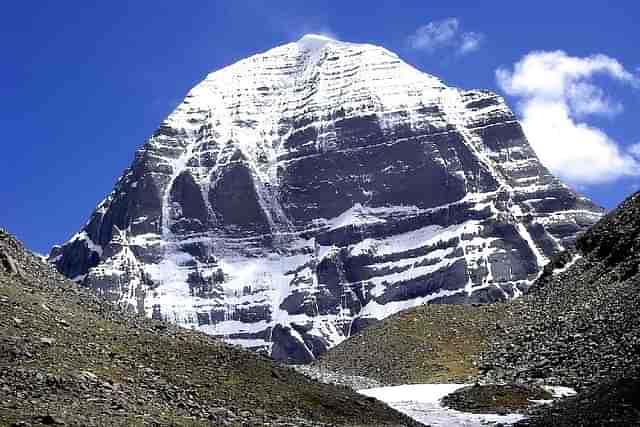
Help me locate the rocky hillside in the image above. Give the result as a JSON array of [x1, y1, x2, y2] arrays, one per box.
[[314, 299, 509, 385], [317, 191, 640, 424], [0, 228, 421, 427], [481, 191, 640, 389], [515, 373, 640, 426], [49, 34, 602, 363]]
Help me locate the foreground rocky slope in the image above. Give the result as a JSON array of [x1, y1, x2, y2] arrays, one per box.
[[481, 191, 640, 389], [318, 191, 640, 424], [0, 228, 420, 427], [49, 34, 602, 362]]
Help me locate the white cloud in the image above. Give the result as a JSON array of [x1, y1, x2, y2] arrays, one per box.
[[458, 32, 484, 55], [407, 18, 483, 55], [496, 50, 640, 185], [300, 29, 340, 41], [629, 142, 640, 158]]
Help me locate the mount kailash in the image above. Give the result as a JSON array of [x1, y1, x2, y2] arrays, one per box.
[[49, 34, 603, 363]]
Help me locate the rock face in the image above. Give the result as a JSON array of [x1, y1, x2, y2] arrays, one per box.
[[49, 34, 603, 362]]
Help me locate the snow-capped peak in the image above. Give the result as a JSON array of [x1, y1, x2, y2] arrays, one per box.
[[50, 34, 604, 364], [296, 33, 339, 51]]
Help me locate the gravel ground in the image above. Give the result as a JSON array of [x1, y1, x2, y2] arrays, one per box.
[[441, 384, 552, 414], [0, 228, 422, 427], [480, 193, 640, 390], [314, 302, 511, 385], [290, 364, 384, 390]]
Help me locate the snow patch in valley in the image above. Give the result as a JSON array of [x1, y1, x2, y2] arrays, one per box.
[[530, 385, 578, 405], [358, 384, 578, 426], [358, 384, 525, 426]]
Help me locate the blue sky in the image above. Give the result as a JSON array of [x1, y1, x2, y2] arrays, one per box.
[[1, 2, 638, 254]]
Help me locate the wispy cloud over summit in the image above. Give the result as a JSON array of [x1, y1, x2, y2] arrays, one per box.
[[407, 18, 484, 55]]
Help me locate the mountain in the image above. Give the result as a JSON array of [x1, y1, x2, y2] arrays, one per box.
[[317, 191, 640, 425], [49, 34, 603, 363], [0, 227, 421, 426]]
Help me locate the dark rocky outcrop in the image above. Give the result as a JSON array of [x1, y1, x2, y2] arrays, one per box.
[[208, 158, 271, 232]]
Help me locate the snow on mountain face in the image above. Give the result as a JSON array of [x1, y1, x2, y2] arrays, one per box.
[[49, 35, 603, 363]]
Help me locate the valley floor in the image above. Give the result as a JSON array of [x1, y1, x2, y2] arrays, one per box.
[[359, 384, 526, 427], [292, 365, 579, 427]]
